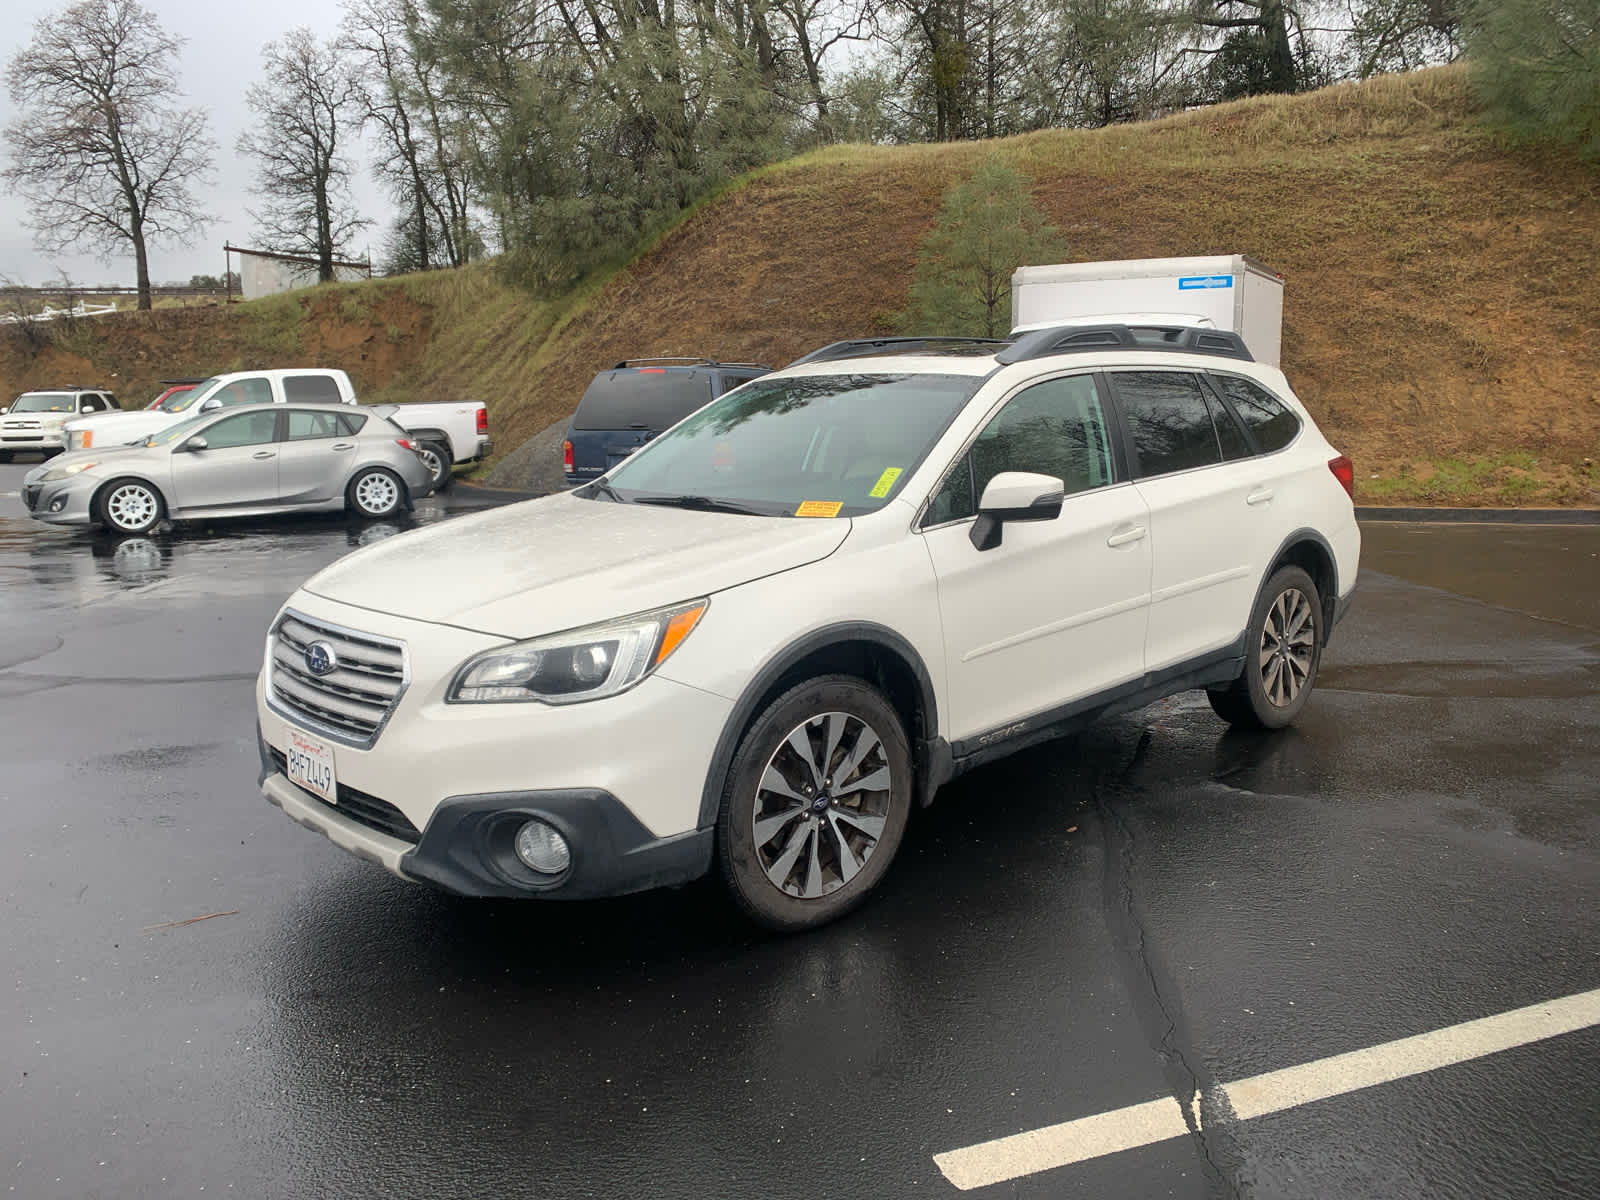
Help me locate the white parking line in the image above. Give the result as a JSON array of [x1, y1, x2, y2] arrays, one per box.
[[934, 985, 1600, 1191]]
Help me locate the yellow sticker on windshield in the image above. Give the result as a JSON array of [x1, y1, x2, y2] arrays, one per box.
[[795, 500, 844, 518], [868, 467, 903, 498]]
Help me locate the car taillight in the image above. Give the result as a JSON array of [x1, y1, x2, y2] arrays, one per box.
[[397, 438, 415, 451], [476, 408, 488, 435], [562, 438, 574, 474], [1328, 455, 1355, 500]]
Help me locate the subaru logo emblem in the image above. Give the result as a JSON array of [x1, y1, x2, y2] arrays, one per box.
[[304, 640, 338, 676]]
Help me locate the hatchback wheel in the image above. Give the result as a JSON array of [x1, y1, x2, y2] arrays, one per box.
[[1208, 565, 1323, 729], [348, 467, 406, 518], [717, 675, 912, 931], [96, 478, 165, 535], [416, 440, 453, 491]]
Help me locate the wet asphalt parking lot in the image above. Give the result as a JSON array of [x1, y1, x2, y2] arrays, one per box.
[[1, 456, 1597, 1200]]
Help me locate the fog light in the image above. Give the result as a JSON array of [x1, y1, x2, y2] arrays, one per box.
[[514, 819, 571, 875], [49, 496, 67, 512]]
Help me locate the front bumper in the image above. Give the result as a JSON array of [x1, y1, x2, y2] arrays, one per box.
[[2, 430, 66, 453], [20, 472, 98, 525], [258, 727, 714, 899], [255, 593, 734, 898]]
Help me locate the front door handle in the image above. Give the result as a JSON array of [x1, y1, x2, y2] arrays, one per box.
[[252, 450, 276, 460], [1106, 525, 1148, 548], [1246, 487, 1274, 506]]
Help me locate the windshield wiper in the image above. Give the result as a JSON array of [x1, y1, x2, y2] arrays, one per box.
[[632, 494, 768, 516]]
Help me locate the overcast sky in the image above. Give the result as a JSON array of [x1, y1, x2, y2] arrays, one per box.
[[0, 0, 390, 287]]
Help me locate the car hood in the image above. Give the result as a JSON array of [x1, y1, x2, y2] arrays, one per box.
[[302, 492, 852, 638], [22, 445, 148, 482], [66, 410, 178, 433]]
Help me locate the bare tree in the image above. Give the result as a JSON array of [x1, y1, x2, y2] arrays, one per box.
[[238, 28, 370, 282], [2, 0, 213, 311]]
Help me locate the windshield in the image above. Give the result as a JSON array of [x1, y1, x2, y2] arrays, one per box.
[[11, 392, 75, 413], [601, 372, 985, 517], [145, 412, 214, 446], [164, 377, 220, 412]]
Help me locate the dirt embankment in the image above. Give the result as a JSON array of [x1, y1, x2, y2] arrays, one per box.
[[5, 65, 1596, 506]]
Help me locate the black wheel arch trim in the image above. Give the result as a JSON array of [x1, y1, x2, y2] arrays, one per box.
[[694, 622, 941, 829], [1261, 526, 1342, 644]]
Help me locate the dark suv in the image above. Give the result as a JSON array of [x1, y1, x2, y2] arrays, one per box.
[[563, 358, 770, 486]]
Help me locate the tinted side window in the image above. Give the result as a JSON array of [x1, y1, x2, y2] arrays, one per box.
[[283, 374, 344, 404], [79, 394, 103, 412], [1214, 375, 1302, 453], [201, 410, 278, 448], [715, 371, 765, 396], [923, 374, 1115, 526], [287, 410, 343, 440], [1205, 386, 1253, 461], [213, 377, 273, 407], [1114, 371, 1225, 478], [336, 412, 368, 436]]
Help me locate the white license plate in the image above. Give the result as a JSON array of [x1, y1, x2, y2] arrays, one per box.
[[285, 730, 337, 805]]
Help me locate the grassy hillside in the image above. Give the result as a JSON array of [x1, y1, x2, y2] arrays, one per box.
[[3, 64, 1596, 506]]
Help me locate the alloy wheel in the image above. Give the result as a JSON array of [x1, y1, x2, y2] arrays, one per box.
[[355, 471, 400, 515], [751, 711, 892, 899], [1259, 587, 1316, 707], [105, 483, 159, 531]]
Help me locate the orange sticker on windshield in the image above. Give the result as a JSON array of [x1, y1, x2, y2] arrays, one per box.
[[795, 500, 843, 518]]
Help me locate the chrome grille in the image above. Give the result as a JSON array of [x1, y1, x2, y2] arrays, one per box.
[[268, 610, 407, 747]]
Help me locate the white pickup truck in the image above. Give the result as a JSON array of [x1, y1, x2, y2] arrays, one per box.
[[64, 368, 492, 490]]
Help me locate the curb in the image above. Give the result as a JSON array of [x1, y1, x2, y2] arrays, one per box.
[[1357, 507, 1600, 525]]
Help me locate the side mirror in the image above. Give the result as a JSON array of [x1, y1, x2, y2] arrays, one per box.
[[199, 398, 221, 413], [0, 407, 8, 414], [970, 471, 1064, 551], [184, 436, 209, 452]]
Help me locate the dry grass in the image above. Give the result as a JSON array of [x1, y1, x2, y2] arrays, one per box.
[[3, 64, 1596, 505]]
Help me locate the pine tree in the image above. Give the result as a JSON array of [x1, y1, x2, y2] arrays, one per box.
[[905, 159, 1066, 338], [1465, 0, 1600, 158]]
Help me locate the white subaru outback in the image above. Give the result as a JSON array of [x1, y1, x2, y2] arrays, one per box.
[[256, 324, 1359, 930]]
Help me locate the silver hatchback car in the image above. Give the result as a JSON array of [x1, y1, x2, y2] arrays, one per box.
[[22, 403, 434, 534]]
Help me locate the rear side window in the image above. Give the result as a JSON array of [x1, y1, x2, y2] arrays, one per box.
[[283, 374, 344, 404], [572, 371, 714, 431], [286, 410, 344, 440], [715, 371, 765, 396], [337, 412, 368, 435], [1213, 375, 1301, 453], [1113, 371, 1229, 478]]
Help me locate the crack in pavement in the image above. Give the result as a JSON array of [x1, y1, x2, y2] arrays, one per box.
[[1094, 727, 1241, 1199]]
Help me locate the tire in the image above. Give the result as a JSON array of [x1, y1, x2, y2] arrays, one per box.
[[1207, 565, 1323, 730], [95, 477, 165, 535], [347, 467, 406, 518], [416, 439, 453, 491], [716, 675, 913, 932]]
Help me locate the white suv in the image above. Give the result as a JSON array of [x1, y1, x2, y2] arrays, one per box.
[[255, 325, 1359, 930]]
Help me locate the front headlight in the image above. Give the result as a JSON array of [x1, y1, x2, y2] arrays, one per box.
[[41, 460, 99, 482], [448, 599, 708, 704], [68, 429, 91, 449]]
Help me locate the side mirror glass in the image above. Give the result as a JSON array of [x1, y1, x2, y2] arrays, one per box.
[[970, 471, 1065, 551], [184, 436, 209, 452]]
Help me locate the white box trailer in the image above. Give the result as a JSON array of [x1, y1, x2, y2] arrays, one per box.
[[1010, 255, 1285, 367]]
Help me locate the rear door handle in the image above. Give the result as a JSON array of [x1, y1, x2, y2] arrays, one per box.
[[1246, 487, 1274, 506], [331, 442, 354, 451], [252, 450, 277, 460], [1106, 525, 1148, 548]]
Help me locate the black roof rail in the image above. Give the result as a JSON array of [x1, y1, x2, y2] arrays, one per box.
[[609, 357, 773, 371], [788, 336, 1012, 367], [996, 324, 1253, 364]]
